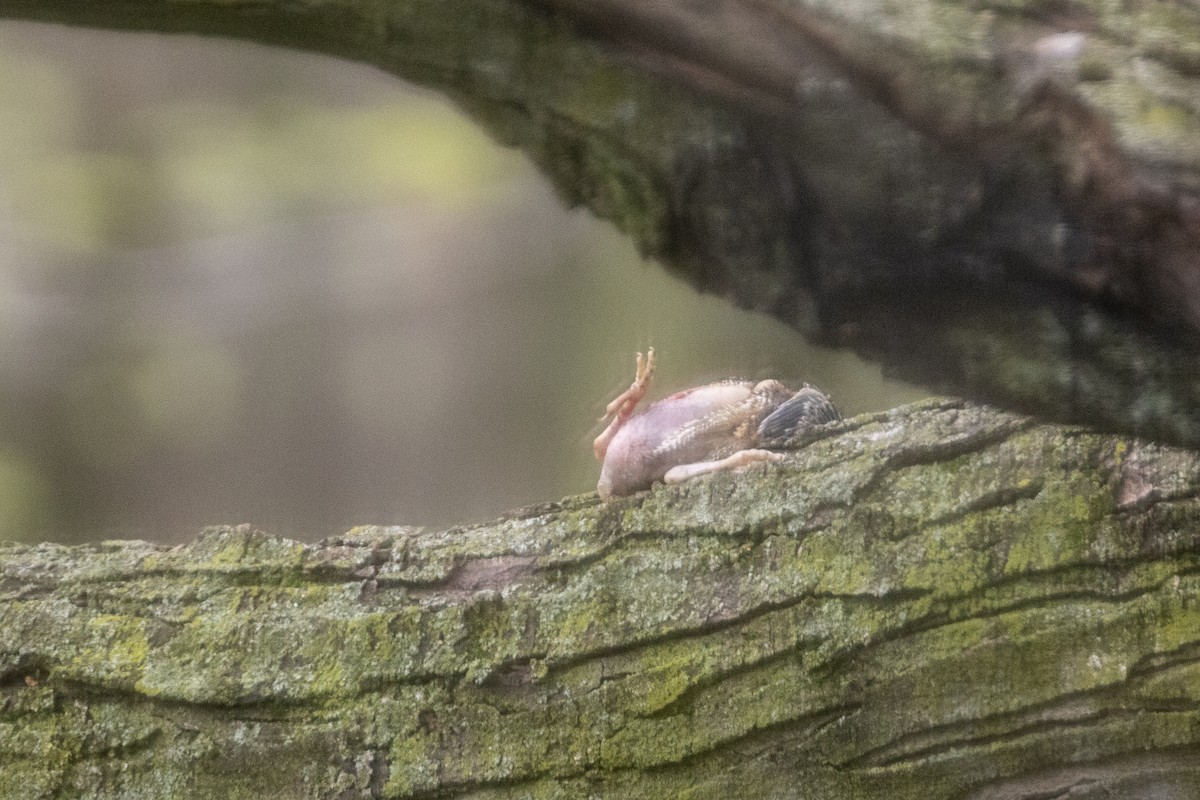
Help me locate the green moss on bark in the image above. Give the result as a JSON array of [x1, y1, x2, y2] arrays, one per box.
[[3, 401, 1200, 798]]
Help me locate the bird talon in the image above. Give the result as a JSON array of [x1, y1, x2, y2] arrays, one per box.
[[594, 348, 657, 460]]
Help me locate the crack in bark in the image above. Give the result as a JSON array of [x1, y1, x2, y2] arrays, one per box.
[[925, 479, 1046, 528], [813, 559, 1200, 679], [963, 744, 1200, 800], [851, 667, 1200, 772]]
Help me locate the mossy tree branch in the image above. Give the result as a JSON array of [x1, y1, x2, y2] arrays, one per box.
[[2, 0, 1200, 447], [3, 400, 1200, 798]]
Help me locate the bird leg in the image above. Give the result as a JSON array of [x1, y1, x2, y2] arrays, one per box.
[[593, 348, 656, 461], [663, 448, 784, 485]]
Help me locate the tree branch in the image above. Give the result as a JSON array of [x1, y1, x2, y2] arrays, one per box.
[[3, 400, 1200, 797]]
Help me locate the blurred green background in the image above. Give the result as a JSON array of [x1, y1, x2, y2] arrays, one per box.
[[0, 22, 924, 545]]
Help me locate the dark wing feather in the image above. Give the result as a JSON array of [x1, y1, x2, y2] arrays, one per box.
[[756, 386, 840, 440]]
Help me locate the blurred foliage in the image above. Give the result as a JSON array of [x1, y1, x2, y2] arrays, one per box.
[[0, 23, 923, 545], [5, 88, 521, 253], [0, 448, 50, 539]]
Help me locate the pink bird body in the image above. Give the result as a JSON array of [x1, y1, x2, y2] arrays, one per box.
[[593, 350, 839, 498]]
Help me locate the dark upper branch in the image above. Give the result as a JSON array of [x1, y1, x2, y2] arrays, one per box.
[[543, 0, 1200, 328], [2, 0, 1200, 448]]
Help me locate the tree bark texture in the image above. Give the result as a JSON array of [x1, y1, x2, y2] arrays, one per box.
[[3, 0, 1200, 449], [3, 400, 1200, 798]]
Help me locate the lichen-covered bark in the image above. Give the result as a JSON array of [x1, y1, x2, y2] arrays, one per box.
[[3, 399, 1200, 799]]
